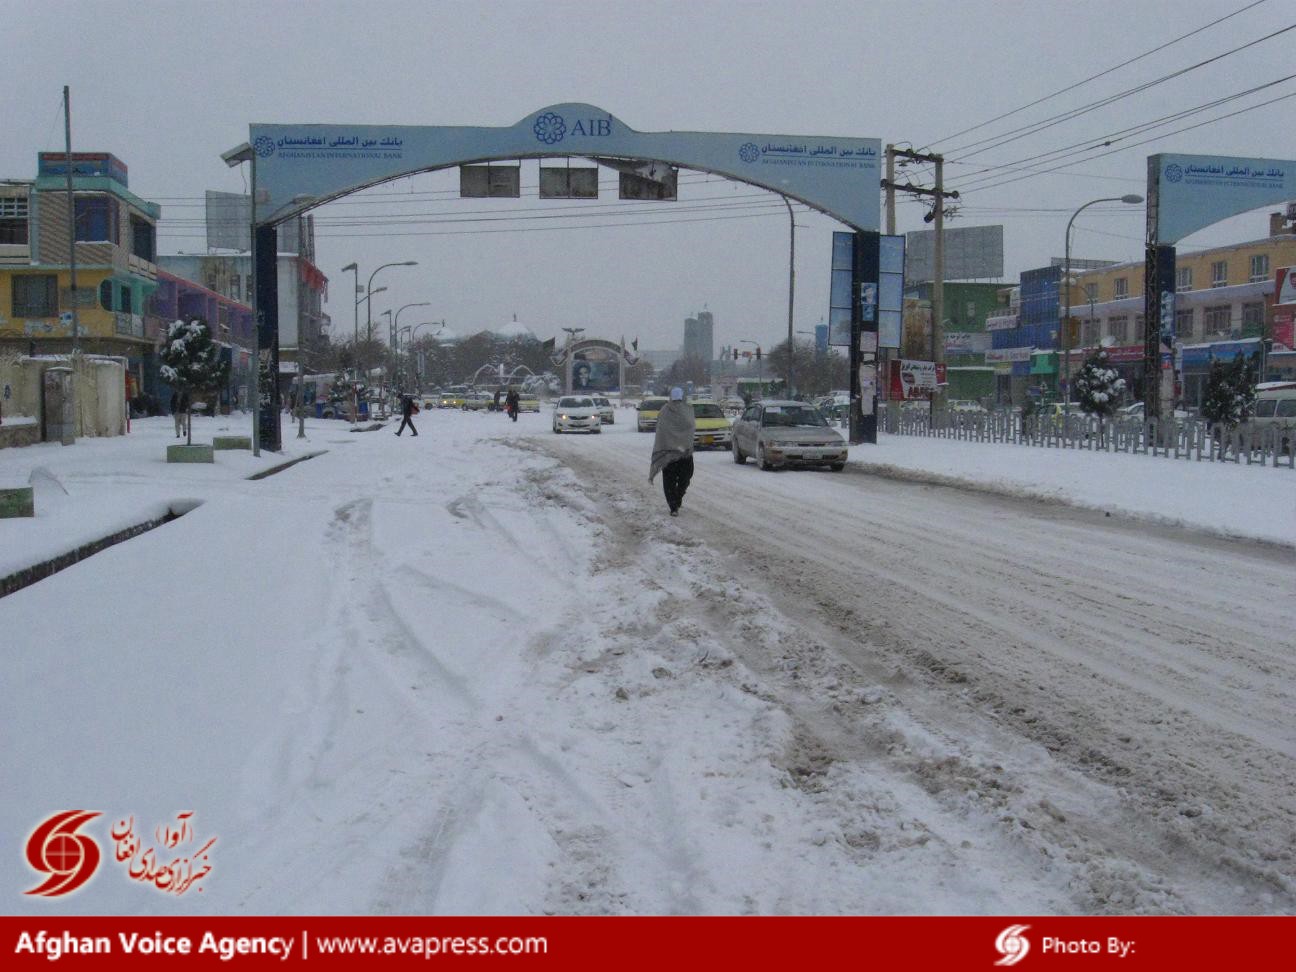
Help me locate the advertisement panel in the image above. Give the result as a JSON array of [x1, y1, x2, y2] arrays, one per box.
[[888, 359, 946, 400], [904, 224, 1004, 282], [1151, 154, 1296, 244], [570, 345, 621, 394], [1277, 267, 1296, 307]]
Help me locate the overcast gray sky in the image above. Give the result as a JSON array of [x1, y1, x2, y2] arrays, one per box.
[[5, 0, 1293, 352]]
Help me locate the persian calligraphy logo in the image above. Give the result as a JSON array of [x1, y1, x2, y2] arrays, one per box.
[[1164, 163, 1183, 183], [24, 811, 101, 897], [739, 142, 760, 163], [253, 135, 277, 158], [533, 112, 566, 145], [994, 924, 1031, 967]]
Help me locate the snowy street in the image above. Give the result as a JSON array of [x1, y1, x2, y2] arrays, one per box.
[[3, 410, 1294, 915]]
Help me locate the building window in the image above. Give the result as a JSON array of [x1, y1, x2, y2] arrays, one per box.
[[1249, 254, 1269, 283], [1108, 315, 1129, 344], [1114, 278, 1129, 299], [1211, 260, 1228, 288], [1176, 266, 1193, 291], [230, 275, 241, 303], [1175, 308, 1194, 340], [0, 194, 29, 245], [1241, 302, 1264, 334], [99, 280, 114, 311], [1084, 283, 1097, 301], [12, 274, 59, 317], [130, 216, 155, 263], [1204, 305, 1231, 337], [74, 195, 116, 243], [1081, 319, 1100, 346], [120, 286, 132, 315]]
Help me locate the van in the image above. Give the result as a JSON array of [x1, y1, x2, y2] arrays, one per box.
[[1249, 382, 1296, 451]]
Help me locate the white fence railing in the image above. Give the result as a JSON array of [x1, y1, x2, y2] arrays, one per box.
[[888, 409, 1295, 470]]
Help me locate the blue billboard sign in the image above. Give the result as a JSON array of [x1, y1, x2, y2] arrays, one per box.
[[248, 104, 881, 232], [1151, 153, 1296, 244]]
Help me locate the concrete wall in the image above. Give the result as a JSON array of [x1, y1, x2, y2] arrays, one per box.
[[0, 353, 126, 438]]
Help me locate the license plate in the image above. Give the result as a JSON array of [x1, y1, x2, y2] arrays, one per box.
[[700, 436, 714, 445]]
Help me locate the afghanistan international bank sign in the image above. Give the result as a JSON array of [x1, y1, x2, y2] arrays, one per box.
[[246, 104, 881, 232], [1150, 153, 1296, 244]]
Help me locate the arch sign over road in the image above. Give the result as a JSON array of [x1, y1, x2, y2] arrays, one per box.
[[249, 103, 881, 232], [236, 105, 882, 450]]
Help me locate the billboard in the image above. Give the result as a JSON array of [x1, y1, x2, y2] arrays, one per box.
[[539, 166, 599, 199], [828, 232, 854, 346], [1150, 154, 1296, 244], [205, 191, 251, 252], [905, 225, 1003, 282], [1277, 267, 1296, 307], [571, 344, 623, 394], [888, 359, 947, 400], [460, 164, 521, 198]]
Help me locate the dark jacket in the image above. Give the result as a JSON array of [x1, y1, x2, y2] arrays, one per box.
[[401, 396, 416, 418], [505, 390, 520, 409]]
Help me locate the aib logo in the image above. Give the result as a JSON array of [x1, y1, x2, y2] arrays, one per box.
[[1164, 163, 1183, 183], [533, 112, 613, 145], [253, 135, 277, 158], [994, 924, 1031, 966], [24, 811, 101, 897]]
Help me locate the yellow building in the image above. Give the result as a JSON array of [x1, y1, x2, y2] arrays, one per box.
[[0, 153, 160, 360]]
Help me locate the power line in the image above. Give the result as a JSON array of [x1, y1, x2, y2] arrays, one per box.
[[945, 21, 1296, 163], [927, 0, 1270, 148], [958, 86, 1296, 196]]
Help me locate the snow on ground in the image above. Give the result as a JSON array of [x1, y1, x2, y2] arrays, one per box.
[[2, 409, 1292, 915]]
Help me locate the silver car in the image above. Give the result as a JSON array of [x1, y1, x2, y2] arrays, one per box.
[[592, 396, 615, 424], [731, 400, 847, 471]]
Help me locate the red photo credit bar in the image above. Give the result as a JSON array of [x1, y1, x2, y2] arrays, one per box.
[[3, 917, 1292, 969]]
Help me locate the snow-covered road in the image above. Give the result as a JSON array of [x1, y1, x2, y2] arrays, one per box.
[[3, 411, 1292, 915]]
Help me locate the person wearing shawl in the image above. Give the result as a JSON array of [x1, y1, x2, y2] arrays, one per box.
[[649, 387, 696, 517]]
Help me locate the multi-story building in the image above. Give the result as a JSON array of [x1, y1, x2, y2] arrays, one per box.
[[0, 153, 161, 381], [1066, 213, 1296, 405], [683, 309, 714, 363], [159, 211, 330, 373]]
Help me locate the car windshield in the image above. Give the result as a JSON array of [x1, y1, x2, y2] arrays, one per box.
[[639, 399, 667, 411], [560, 397, 593, 408], [761, 405, 828, 428], [693, 403, 725, 419], [594, 397, 610, 405]]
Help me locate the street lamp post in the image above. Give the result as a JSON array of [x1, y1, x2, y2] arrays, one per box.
[[221, 141, 259, 455], [783, 196, 796, 398], [1063, 194, 1143, 420], [341, 262, 359, 343], [365, 261, 418, 341]]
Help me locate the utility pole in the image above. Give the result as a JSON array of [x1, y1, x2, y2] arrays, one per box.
[[784, 196, 796, 398], [880, 148, 958, 427], [63, 87, 80, 355]]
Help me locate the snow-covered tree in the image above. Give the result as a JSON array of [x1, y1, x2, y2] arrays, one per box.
[[1072, 347, 1126, 421], [1199, 355, 1257, 428], [160, 318, 229, 445]]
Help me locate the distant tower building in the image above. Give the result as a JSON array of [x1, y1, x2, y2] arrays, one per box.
[[683, 309, 715, 362]]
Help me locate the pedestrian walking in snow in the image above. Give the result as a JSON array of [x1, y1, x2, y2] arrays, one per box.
[[505, 387, 520, 422], [170, 390, 190, 438], [395, 394, 419, 436], [649, 387, 695, 516]]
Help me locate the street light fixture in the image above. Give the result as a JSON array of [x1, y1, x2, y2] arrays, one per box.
[[365, 261, 418, 341], [1063, 194, 1143, 420]]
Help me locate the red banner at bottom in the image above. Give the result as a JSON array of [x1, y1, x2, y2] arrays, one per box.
[[3, 917, 1292, 969]]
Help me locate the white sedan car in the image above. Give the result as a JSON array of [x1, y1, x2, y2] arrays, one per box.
[[592, 396, 615, 424], [552, 396, 602, 433]]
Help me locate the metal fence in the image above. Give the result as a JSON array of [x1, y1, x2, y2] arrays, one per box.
[[888, 408, 1295, 470]]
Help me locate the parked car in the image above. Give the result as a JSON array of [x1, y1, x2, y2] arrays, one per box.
[[592, 396, 615, 424], [515, 392, 541, 413], [637, 396, 669, 432], [1246, 382, 1296, 451], [731, 400, 847, 471], [949, 400, 988, 413], [461, 392, 493, 411], [439, 387, 468, 408], [691, 399, 732, 450], [552, 396, 602, 433], [1116, 401, 1194, 420]]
